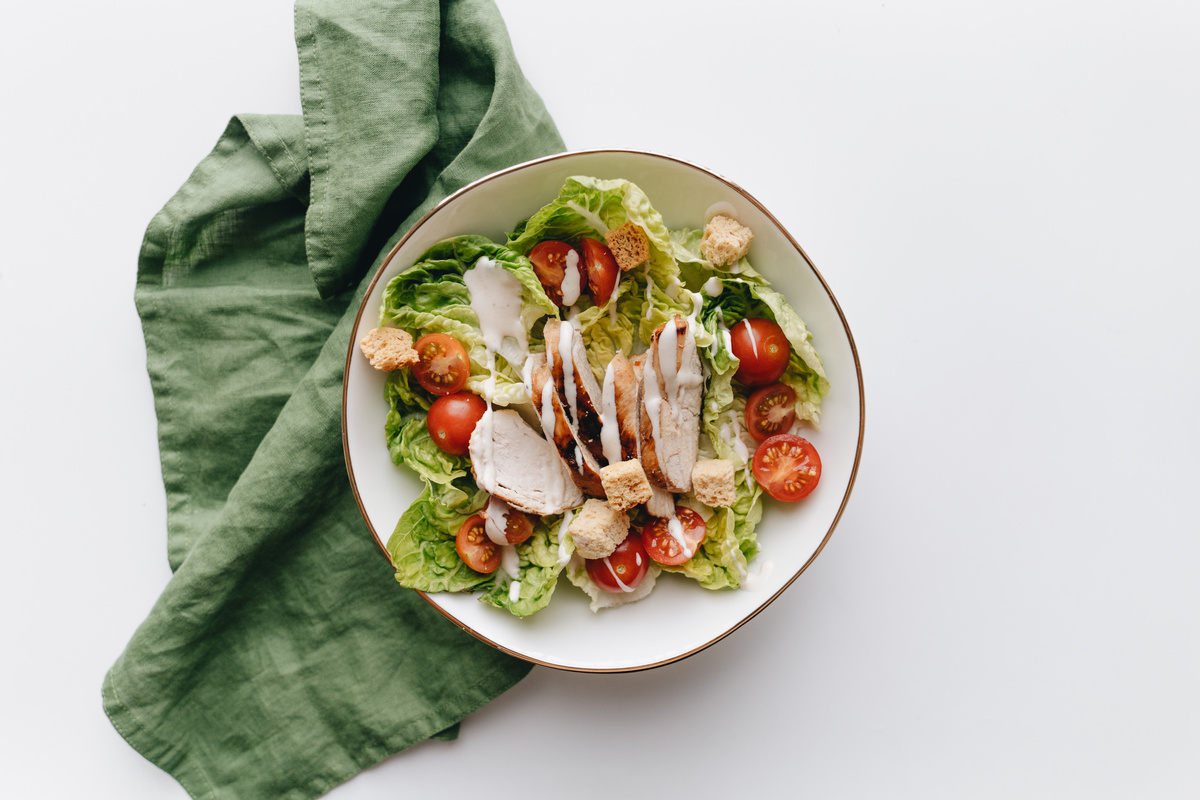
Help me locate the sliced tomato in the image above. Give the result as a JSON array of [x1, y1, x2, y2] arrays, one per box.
[[482, 496, 533, 546], [456, 513, 501, 573], [729, 317, 791, 386], [585, 533, 649, 593], [745, 383, 797, 442], [412, 333, 470, 396], [579, 238, 619, 307], [751, 433, 822, 502], [426, 392, 486, 456], [642, 507, 707, 566], [529, 240, 585, 307]]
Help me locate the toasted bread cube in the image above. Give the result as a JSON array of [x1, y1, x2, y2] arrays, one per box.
[[700, 215, 754, 267], [568, 499, 631, 559], [691, 459, 736, 508], [603, 221, 650, 272], [599, 459, 653, 512], [359, 327, 418, 371]]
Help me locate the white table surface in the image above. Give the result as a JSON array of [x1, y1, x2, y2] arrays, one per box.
[[4, 1, 1199, 797]]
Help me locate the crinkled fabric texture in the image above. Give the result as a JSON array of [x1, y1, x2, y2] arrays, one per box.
[[102, 1, 564, 798]]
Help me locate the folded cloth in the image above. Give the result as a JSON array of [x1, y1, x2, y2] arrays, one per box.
[[102, 1, 564, 798]]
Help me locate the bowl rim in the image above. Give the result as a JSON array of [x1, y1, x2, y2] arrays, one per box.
[[341, 147, 865, 672]]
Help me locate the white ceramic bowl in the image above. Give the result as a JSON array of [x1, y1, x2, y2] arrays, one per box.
[[343, 150, 864, 672]]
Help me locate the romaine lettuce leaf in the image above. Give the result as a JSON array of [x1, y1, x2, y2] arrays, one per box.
[[387, 478, 490, 593], [379, 235, 556, 406], [574, 276, 639, 378], [506, 176, 686, 340], [696, 277, 829, 428], [478, 519, 574, 617], [667, 475, 763, 590]]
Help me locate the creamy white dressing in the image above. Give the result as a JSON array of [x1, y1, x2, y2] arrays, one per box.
[[500, 544, 520, 578], [557, 320, 579, 424], [600, 359, 623, 464], [685, 290, 704, 327], [726, 540, 748, 581], [463, 257, 529, 361], [602, 555, 635, 593], [607, 268, 621, 325], [556, 510, 574, 567], [538, 378, 558, 442], [740, 558, 774, 591], [658, 319, 679, 409], [738, 317, 759, 359], [703, 276, 723, 297], [666, 513, 695, 559], [521, 357, 535, 402], [642, 353, 663, 447], [483, 495, 513, 546], [659, 320, 703, 425], [561, 249, 582, 306], [508, 581, 522, 602]]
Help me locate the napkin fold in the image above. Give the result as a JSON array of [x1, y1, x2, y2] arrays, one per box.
[[103, 1, 564, 797]]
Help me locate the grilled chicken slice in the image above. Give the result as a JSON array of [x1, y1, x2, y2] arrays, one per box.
[[627, 351, 677, 517], [638, 315, 703, 493], [469, 408, 583, 515], [601, 351, 641, 464], [527, 353, 607, 498], [544, 318, 606, 463]]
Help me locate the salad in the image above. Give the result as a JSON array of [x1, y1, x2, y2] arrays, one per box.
[[362, 176, 829, 616]]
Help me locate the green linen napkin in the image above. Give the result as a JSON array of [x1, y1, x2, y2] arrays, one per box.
[[102, 1, 564, 797]]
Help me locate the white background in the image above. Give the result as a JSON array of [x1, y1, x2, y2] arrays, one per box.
[[3, 0, 1198, 797]]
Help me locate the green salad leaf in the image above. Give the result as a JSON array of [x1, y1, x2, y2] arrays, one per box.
[[379, 235, 556, 406], [668, 475, 763, 590], [478, 519, 573, 617], [387, 478, 489, 593]]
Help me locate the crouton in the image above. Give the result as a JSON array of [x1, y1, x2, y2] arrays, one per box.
[[691, 459, 736, 508], [359, 327, 418, 371], [603, 221, 650, 272], [700, 215, 754, 266], [599, 459, 653, 512], [568, 498, 631, 559]]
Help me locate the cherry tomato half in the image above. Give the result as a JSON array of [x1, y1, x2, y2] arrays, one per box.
[[585, 533, 649, 593], [529, 240, 585, 307], [751, 433, 822, 502], [729, 317, 791, 386], [412, 333, 470, 396], [642, 507, 707, 566], [456, 513, 501, 573], [426, 392, 487, 456], [745, 383, 797, 443], [483, 496, 533, 546], [579, 238, 619, 307]]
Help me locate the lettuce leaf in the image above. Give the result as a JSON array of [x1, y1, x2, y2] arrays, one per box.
[[574, 276, 639, 378], [667, 475, 763, 590], [478, 519, 574, 617], [379, 235, 556, 406], [387, 478, 490, 593], [696, 277, 829, 429], [506, 176, 685, 341]]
